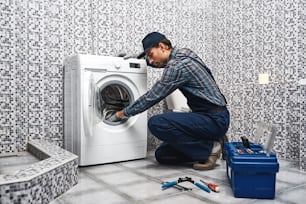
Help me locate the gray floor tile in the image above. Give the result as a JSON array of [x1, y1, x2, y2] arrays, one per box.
[[65, 172, 106, 193], [49, 155, 305, 204], [147, 194, 213, 204], [119, 159, 157, 169], [88, 170, 149, 185], [55, 188, 132, 204], [117, 181, 178, 201], [277, 184, 306, 204], [80, 163, 124, 175], [135, 164, 185, 179], [277, 169, 306, 185], [247, 199, 288, 204]]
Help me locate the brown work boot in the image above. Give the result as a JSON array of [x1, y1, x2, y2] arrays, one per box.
[[193, 142, 221, 170]]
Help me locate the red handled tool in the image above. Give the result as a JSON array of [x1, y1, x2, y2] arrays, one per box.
[[200, 180, 219, 192]]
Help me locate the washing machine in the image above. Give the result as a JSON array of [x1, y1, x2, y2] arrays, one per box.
[[64, 54, 147, 166]]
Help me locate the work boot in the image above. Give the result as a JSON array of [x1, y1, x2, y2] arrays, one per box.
[[193, 142, 221, 170]]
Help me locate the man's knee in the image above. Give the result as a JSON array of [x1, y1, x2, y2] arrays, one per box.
[[148, 114, 168, 135], [148, 115, 158, 132]]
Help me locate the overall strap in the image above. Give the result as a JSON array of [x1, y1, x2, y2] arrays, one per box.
[[182, 56, 227, 104]]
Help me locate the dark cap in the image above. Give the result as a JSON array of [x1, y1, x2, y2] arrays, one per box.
[[137, 32, 167, 59]]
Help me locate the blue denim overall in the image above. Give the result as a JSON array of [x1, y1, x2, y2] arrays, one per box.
[[148, 99, 230, 164]]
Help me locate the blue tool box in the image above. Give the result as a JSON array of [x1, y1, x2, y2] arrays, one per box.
[[225, 142, 279, 199]]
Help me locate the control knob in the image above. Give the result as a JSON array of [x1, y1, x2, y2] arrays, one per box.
[[114, 62, 121, 69]]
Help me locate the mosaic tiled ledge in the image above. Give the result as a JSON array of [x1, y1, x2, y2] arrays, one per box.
[[0, 140, 78, 204]]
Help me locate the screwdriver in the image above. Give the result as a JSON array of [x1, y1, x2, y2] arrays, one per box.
[[200, 180, 219, 192], [161, 181, 192, 191]]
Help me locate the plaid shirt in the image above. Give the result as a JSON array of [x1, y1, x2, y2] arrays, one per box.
[[124, 47, 227, 116]]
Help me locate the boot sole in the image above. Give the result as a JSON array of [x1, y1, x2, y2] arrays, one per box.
[[193, 150, 221, 170]]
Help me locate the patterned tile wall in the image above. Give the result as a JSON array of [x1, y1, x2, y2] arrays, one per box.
[[0, 0, 305, 170]]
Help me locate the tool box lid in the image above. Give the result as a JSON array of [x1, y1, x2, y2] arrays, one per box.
[[253, 122, 277, 156]]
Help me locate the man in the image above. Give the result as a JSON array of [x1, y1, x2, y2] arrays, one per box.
[[115, 32, 230, 170]]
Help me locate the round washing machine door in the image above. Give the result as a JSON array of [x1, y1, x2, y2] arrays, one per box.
[[94, 74, 139, 126], [96, 81, 132, 125]]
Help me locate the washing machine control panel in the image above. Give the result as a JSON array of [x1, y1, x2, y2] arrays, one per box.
[[113, 62, 142, 70], [114, 62, 141, 69], [120, 58, 147, 73], [129, 62, 141, 69]]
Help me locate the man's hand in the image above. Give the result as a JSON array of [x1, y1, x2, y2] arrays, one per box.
[[116, 110, 126, 119], [104, 110, 126, 122], [123, 53, 138, 59]]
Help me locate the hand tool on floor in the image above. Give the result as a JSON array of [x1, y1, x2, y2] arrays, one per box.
[[200, 180, 220, 192], [162, 177, 211, 193], [161, 181, 192, 191]]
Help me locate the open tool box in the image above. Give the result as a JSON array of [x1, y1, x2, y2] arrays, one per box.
[[225, 123, 279, 199]]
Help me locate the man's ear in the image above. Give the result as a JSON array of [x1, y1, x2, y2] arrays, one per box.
[[158, 42, 165, 49], [159, 43, 169, 53]]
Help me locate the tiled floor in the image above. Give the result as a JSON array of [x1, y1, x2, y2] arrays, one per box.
[[48, 151, 306, 204]]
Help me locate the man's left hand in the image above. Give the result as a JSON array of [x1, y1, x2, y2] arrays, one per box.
[[117, 110, 126, 119]]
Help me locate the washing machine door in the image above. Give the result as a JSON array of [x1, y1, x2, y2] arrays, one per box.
[[95, 78, 134, 125], [82, 71, 143, 137], [81, 69, 147, 165]]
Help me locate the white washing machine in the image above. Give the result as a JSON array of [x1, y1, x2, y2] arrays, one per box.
[[64, 54, 147, 166]]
